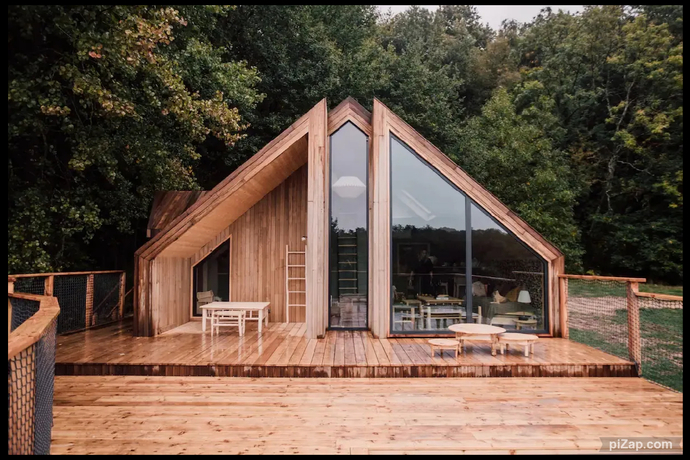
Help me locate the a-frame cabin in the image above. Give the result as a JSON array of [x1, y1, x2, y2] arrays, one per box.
[[134, 98, 565, 338]]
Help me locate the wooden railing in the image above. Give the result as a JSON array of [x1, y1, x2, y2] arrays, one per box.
[[9, 270, 126, 334], [8, 290, 60, 455], [559, 274, 683, 388]]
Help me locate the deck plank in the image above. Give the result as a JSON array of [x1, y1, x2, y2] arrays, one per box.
[[51, 376, 683, 455], [55, 320, 637, 378]]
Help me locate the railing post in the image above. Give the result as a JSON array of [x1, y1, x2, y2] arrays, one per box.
[[8, 276, 15, 335], [44, 275, 54, 297], [85, 274, 94, 327], [559, 276, 569, 339], [627, 281, 642, 375], [119, 272, 126, 320]]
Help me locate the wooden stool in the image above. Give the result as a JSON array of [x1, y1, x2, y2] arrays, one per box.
[[497, 333, 538, 357], [428, 338, 460, 358]]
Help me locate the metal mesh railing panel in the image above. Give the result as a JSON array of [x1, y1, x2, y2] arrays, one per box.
[[12, 277, 46, 296], [8, 317, 58, 455], [10, 297, 41, 332], [8, 345, 37, 455], [33, 318, 57, 455], [93, 273, 122, 324], [53, 275, 88, 334], [566, 278, 630, 361], [638, 296, 683, 392]]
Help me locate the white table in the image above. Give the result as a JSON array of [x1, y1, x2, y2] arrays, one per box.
[[201, 302, 270, 334]]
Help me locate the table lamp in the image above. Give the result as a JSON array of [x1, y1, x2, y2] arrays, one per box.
[[517, 290, 531, 304]]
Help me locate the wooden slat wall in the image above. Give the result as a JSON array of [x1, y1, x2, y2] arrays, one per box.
[[151, 257, 191, 335], [306, 100, 328, 338], [190, 166, 308, 323], [551, 255, 565, 337], [370, 100, 391, 338]]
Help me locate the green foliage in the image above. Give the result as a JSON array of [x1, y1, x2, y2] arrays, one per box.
[[513, 5, 683, 282], [8, 5, 261, 272], [458, 88, 583, 269]]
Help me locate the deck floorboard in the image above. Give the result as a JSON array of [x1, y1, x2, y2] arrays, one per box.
[[51, 376, 682, 454], [55, 320, 637, 378]]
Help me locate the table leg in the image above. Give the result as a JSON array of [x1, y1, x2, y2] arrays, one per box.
[[202, 309, 207, 332], [265, 307, 269, 327], [491, 335, 497, 356], [426, 307, 430, 330], [258, 309, 263, 334], [524, 344, 529, 357]]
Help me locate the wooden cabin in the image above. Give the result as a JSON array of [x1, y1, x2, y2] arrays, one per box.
[[134, 98, 565, 339]]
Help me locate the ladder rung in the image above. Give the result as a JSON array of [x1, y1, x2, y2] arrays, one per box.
[[288, 265, 306, 267], [288, 304, 306, 307], [288, 277, 306, 280], [289, 291, 306, 294], [338, 245, 357, 247], [287, 251, 305, 254]]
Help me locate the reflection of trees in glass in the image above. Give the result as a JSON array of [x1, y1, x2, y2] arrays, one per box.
[[392, 224, 467, 268]]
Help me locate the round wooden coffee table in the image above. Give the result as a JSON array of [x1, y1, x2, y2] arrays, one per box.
[[448, 324, 506, 356], [497, 333, 539, 356], [428, 339, 460, 358]]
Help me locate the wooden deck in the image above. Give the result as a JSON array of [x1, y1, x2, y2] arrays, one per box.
[[55, 320, 636, 378], [51, 376, 682, 454]]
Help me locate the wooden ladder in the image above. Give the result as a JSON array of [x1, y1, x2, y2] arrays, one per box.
[[285, 245, 306, 323]]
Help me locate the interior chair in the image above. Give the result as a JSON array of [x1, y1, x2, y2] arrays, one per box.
[[197, 290, 215, 307], [211, 309, 245, 336], [489, 315, 517, 328], [393, 305, 417, 331]]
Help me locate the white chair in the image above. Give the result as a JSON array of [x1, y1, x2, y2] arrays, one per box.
[[211, 309, 245, 336]]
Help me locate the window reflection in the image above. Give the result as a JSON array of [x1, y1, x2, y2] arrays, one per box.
[[471, 205, 546, 331], [329, 122, 368, 328], [391, 135, 469, 332], [390, 134, 547, 333]]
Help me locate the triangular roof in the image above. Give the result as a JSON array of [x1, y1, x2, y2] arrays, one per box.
[[136, 97, 561, 262]]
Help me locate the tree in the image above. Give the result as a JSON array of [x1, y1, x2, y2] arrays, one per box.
[[8, 5, 262, 272], [513, 5, 683, 281], [459, 88, 583, 269]]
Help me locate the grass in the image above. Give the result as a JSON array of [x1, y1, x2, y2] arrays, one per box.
[[571, 307, 683, 392], [640, 284, 683, 297], [568, 280, 683, 298]]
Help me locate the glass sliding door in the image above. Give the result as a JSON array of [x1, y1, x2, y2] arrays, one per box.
[[193, 240, 230, 316], [329, 122, 368, 329]]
